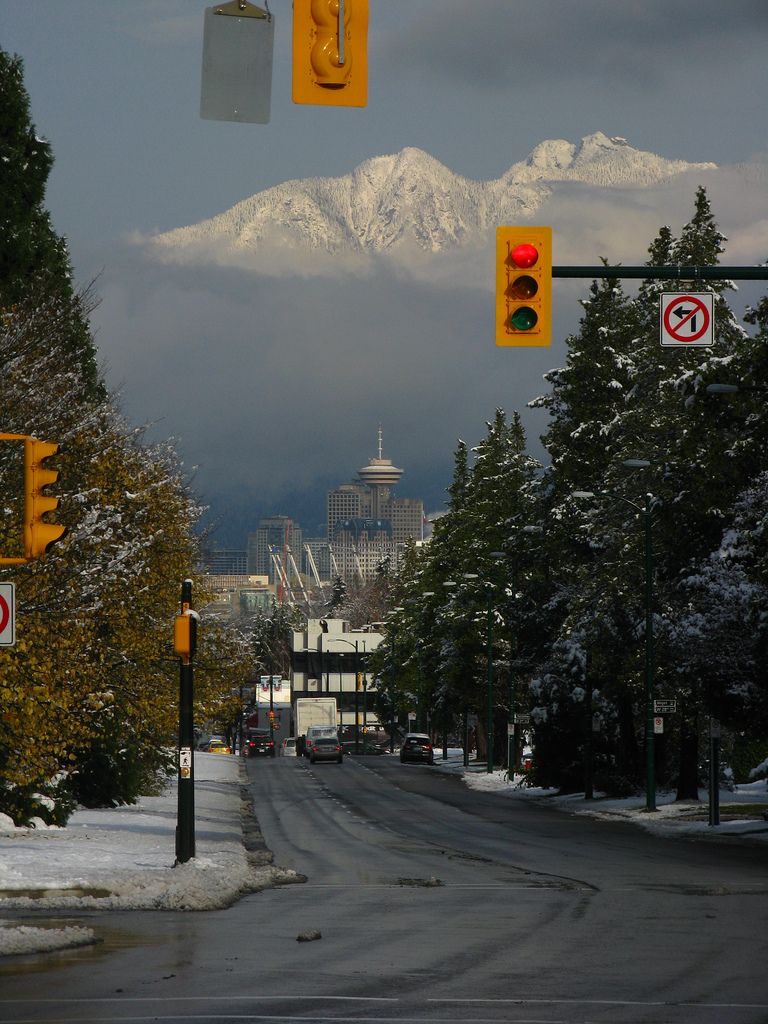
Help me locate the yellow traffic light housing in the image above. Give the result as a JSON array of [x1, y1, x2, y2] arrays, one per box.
[[174, 612, 198, 662], [292, 0, 368, 107], [495, 226, 552, 347], [24, 438, 67, 559]]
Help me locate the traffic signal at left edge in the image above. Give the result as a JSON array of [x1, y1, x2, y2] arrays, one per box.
[[495, 226, 552, 347], [24, 437, 67, 559]]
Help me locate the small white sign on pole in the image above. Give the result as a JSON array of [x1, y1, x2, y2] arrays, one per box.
[[0, 583, 15, 647], [660, 292, 714, 347]]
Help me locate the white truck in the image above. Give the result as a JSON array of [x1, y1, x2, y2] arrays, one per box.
[[295, 697, 338, 756]]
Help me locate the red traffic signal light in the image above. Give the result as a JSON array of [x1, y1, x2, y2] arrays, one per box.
[[495, 227, 552, 347]]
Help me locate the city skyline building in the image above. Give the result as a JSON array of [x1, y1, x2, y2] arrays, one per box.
[[233, 430, 424, 592], [247, 516, 304, 587], [327, 428, 424, 582]]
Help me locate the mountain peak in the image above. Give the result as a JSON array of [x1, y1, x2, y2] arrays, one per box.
[[149, 136, 716, 268]]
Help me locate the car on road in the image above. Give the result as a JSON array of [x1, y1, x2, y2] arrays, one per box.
[[307, 737, 344, 764], [400, 733, 434, 765], [208, 739, 231, 755], [281, 737, 297, 757], [243, 730, 275, 758]]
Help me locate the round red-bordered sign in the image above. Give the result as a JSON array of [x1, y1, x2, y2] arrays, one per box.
[[0, 595, 9, 636], [662, 294, 711, 343]]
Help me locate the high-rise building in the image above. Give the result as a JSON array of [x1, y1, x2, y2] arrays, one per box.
[[199, 547, 248, 575], [327, 430, 423, 582], [247, 516, 303, 584]]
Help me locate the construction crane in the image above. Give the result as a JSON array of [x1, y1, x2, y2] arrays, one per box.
[[269, 545, 295, 605], [286, 546, 310, 605], [303, 543, 327, 593]]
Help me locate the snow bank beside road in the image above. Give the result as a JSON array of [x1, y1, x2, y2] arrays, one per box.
[[0, 753, 298, 957]]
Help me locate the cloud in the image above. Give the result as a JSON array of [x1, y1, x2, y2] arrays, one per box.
[[380, 1, 768, 91], [92, 161, 768, 546]]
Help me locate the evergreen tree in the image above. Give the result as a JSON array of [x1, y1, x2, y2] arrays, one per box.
[[0, 48, 102, 397]]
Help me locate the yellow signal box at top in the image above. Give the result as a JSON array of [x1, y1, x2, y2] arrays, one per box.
[[292, 0, 368, 107], [495, 226, 552, 347]]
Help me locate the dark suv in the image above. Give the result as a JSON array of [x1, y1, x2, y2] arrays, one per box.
[[400, 733, 434, 765], [243, 730, 275, 757]]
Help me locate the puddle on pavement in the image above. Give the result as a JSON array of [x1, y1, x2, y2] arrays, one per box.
[[0, 917, 153, 976]]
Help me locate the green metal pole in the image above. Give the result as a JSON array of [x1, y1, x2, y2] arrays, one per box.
[[362, 643, 367, 755], [355, 641, 360, 754], [553, 265, 768, 281], [389, 634, 396, 754], [175, 579, 195, 864], [507, 675, 514, 780], [269, 674, 274, 755], [486, 587, 494, 773], [644, 495, 656, 812]]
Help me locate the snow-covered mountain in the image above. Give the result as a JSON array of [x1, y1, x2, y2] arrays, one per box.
[[149, 133, 716, 264]]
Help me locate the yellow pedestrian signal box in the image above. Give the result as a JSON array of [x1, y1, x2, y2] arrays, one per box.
[[174, 612, 198, 662], [495, 226, 552, 347], [292, 0, 368, 107], [24, 438, 67, 559]]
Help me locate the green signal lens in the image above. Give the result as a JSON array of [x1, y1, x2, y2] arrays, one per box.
[[507, 275, 538, 301], [509, 306, 538, 331]]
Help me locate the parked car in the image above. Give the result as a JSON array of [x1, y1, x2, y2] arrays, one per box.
[[307, 737, 344, 764], [281, 737, 298, 757], [208, 739, 231, 755], [243, 730, 275, 758], [400, 733, 434, 765]]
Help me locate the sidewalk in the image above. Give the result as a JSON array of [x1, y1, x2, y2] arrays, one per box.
[[431, 750, 768, 841], [0, 753, 300, 957]]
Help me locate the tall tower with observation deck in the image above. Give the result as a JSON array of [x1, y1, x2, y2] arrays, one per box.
[[326, 428, 424, 581], [356, 426, 404, 519]]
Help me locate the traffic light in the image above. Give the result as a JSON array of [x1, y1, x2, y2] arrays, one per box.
[[174, 612, 198, 661], [495, 226, 552, 347], [292, 0, 368, 107], [24, 438, 66, 559], [268, 709, 276, 723]]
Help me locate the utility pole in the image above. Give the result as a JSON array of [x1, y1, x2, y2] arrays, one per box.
[[174, 579, 197, 863]]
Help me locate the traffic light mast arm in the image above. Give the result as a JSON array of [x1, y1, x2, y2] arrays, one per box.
[[552, 265, 768, 280]]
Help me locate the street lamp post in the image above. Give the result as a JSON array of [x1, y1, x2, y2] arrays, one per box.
[[641, 490, 656, 812], [574, 480, 657, 812], [328, 637, 365, 753], [486, 582, 494, 774], [389, 606, 404, 753]]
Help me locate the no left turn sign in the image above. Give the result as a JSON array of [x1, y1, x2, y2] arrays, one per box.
[[0, 583, 15, 647], [660, 292, 714, 347]]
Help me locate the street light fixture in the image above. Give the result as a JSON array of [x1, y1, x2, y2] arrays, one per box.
[[327, 637, 366, 754]]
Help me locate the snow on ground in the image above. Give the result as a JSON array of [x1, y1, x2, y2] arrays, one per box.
[[448, 754, 768, 840], [2, 748, 767, 959], [0, 752, 299, 958]]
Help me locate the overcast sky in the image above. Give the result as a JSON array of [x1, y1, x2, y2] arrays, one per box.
[[4, 1, 768, 543]]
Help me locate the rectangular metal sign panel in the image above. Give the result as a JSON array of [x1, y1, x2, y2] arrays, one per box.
[[0, 583, 15, 646], [654, 699, 677, 714], [660, 292, 714, 347], [201, 5, 274, 124]]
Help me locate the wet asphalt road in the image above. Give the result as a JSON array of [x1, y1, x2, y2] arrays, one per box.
[[1, 753, 768, 1024]]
